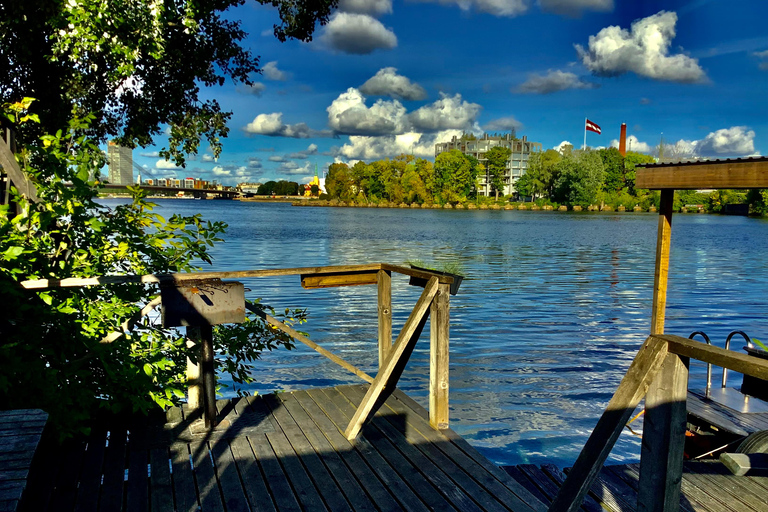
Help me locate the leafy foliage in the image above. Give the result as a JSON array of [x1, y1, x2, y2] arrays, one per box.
[[485, 146, 511, 200]]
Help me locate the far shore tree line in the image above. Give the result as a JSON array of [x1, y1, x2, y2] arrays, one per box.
[[320, 147, 768, 215]]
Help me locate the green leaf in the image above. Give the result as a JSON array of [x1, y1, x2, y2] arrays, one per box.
[[143, 363, 153, 377], [3, 246, 24, 259]]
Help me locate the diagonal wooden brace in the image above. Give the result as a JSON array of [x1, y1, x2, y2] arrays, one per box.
[[345, 277, 439, 440]]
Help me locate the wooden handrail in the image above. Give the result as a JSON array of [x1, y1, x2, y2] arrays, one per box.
[[656, 333, 768, 380], [19, 263, 455, 290], [552, 333, 768, 512]]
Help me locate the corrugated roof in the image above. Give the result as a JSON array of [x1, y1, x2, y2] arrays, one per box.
[[637, 156, 768, 168]]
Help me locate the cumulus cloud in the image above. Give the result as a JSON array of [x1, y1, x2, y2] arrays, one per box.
[[239, 82, 266, 96], [212, 165, 249, 178], [338, 0, 392, 16], [696, 126, 755, 157], [247, 157, 262, 169], [269, 155, 287, 162], [156, 158, 181, 169], [359, 67, 427, 100], [333, 130, 463, 160], [610, 135, 653, 154], [327, 88, 408, 135], [421, 0, 529, 17], [287, 144, 319, 159], [243, 113, 331, 138], [516, 69, 598, 94], [201, 154, 215, 162], [483, 116, 522, 132], [140, 151, 160, 157], [538, 0, 612, 16], [409, 93, 482, 132], [554, 141, 573, 153], [277, 161, 312, 175], [576, 11, 706, 83], [754, 49, 768, 70], [262, 61, 290, 81], [319, 13, 397, 54]]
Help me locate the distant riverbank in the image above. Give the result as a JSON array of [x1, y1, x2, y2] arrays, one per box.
[[292, 199, 670, 213]]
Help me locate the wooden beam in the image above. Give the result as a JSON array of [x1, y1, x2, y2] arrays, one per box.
[[430, 282, 450, 429], [638, 353, 689, 512], [300, 271, 378, 289], [380, 263, 455, 285], [200, 325, 217, 428], [20, 263, 385, 290], [651, 189, 674, 335], [186, 327, 202, 409], [345, 277, 439, 440], [655, 334, 768, 380], [635, 158, 768, 190], [244, 302, 374, 384], [0, 134, 39, 202], [549, 336, 669, 512], [377, 270, 392, 368]]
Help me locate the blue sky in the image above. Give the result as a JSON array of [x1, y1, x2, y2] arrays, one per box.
[[137, 0, 768, 186]]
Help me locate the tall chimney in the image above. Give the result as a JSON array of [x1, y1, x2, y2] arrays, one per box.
[[619, 123, 627, 156]]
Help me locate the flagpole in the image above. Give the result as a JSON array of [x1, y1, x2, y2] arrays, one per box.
[[583, 117, 587, 150]]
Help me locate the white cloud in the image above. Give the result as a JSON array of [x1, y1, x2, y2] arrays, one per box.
[[409, 93, 482, 132], [421, 0, 529, 17], [359, 67, 427, 100], [696, 126, 755, 157], [247, 157, 262, 169], [576, 11, 706, 83], [554, 141, 573, 153], [610, 135, 653, 154], [243, 113, 330, 138], [483, 116, 522, 132], [287, 144, 319, 159], [319, 13, 397, 54], [262, 61, 290, 81], [537, 0, 612, 16], [334, 130, 463, 160], [240, 82, 266, 96], [140, 151, 160, 157], [212, 165, 249, 178], [201, 154, 215, 162], [278, 161, 312, 175], [156, 158, 181, 169], [327, 88, 408, 135], [269, 155, 287, 162], [516, 70, 598, 94], [338, 0, 393, 16], [755, 49, 768, 70]]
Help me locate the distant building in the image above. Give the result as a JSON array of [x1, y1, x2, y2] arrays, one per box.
[[107, 141, 133, 185], [435, 134, 542, 196], [239, 182, 262, 195]]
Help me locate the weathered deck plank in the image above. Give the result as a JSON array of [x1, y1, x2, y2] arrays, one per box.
[[16, 387, 767, 512]]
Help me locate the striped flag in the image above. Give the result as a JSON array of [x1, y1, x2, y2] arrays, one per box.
[[585, 119, 601, 134]]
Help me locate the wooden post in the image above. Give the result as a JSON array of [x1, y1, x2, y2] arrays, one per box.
[[377, 270, 392, 368], [651, 189, 674, 335], [638, 353, 689, 512], [345, 277, 438, 440], [549, 336, 669, 512], [430, 282, 450, 429], [200, 325, 217, 428], [186, 327, 202, 409]]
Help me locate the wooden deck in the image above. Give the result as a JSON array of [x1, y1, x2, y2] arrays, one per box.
[[687, 389, 768, 438], [0, 409, 48, 511], [20, 385, 549, 512], [505, 461, 768, 512]]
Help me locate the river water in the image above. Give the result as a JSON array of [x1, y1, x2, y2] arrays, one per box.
[[103, 199, 768, 467]]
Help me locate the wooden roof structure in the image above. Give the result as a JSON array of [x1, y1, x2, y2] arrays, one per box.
[[635, 156, 768, 190]]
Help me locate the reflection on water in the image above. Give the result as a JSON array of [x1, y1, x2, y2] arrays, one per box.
[[101, 199, 768, 467]]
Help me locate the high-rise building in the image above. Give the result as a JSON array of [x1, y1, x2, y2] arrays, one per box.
[[108, 141, 133, 185], [435, 134, 542, 196]]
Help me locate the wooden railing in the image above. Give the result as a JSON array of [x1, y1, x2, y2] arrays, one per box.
[[550, 333, 768, 512], [20, 263, 454, 438], [0, 127, 39, 215]]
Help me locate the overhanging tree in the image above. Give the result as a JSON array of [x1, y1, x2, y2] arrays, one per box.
[[0, 0, 337, 436]]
